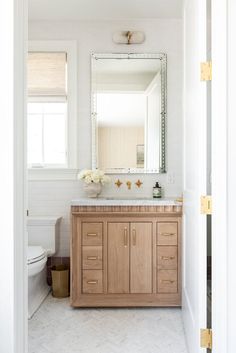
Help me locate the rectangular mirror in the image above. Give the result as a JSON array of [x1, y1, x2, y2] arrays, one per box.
[[91, 53, 167, 173]]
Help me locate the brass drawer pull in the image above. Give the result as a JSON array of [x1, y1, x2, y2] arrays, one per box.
[[132, 229, 136, 246], [161, 280, 175, 284], [124, 227, 128, 247], [87, 233, 98, 237], [87, 280, 98, 284], [161, 256, 175, 260], [160, 233, 175, 236], [87, 256, 98, 260]]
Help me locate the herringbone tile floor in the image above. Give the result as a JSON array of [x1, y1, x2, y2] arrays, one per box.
[[28, 294, 188, 353]]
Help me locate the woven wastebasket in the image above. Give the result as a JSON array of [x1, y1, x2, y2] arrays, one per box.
[[51, 265, 69, 298]]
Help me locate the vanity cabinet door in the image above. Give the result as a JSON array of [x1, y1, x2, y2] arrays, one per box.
[[130, 222, 153, 294], [107, 223, 130, 293]]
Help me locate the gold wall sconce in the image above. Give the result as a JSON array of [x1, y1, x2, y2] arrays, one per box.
[[135, 179, 143, 188], [112, 31, 145, 45], [126, 181, 132, 190], [115, 179, 123, 188]]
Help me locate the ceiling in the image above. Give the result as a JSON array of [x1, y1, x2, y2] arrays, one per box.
[[93, 58, 161, 74], [28, 0, 183, 21], [93, 58, 160, 92]]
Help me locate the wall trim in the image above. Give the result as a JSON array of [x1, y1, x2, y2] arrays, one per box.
[[28, 168, 79, 181], [182, 288, 194, 353]]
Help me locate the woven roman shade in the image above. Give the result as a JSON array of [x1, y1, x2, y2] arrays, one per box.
[[28, 52, 67, 97]]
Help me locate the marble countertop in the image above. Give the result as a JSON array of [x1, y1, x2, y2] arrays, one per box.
[[71, 197, 182, 206]]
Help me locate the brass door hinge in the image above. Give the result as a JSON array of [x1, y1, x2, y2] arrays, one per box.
[[201, 61, 212, 81], [201, 195, 212, 215], [200, 328, 212, 349]]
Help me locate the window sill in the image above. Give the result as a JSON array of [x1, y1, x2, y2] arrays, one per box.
[[28, 168, 79, 181]]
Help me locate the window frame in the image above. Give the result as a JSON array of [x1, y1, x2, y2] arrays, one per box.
[[28, 40, 77, 177]]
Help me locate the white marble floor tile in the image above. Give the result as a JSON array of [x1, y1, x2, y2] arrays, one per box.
[[28, 294, 188, 353]]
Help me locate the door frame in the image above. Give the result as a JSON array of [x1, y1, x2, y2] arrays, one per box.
[[211, 0, 227, 351], [225, 1, 236, 351], [182, 0, 208, 352], [212, 0, 230, 353], [0, 0, 28, 352], [183, 1, 233, 352], [212, 1, 236, 352]]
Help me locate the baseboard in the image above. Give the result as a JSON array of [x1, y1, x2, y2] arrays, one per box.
[[182, 287, 195, 353], [28, 286, 50, 319]]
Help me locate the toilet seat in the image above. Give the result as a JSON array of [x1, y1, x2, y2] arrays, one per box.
[[28, 245, 46, 265], [28, 246, 47, 278]]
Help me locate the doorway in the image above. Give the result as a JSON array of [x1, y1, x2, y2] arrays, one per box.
[[0, 0, 232, 351], [27, 1, 187, 353]]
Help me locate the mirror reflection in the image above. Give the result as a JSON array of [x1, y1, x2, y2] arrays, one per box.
[[91, 53, 167, 173]]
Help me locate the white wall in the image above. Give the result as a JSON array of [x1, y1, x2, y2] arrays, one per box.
[[28, 19, 183, 256]]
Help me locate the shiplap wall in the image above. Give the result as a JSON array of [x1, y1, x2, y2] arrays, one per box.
[[29, 172, 182, 256]]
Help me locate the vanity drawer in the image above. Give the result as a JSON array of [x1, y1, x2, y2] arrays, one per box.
[[82, 246, 103, 270], [157, 246, 178, 270], [157, 223, 178, 245], [82, 270, 103, 293], [157, 270, 178, 293], [82, 223, 103, 246]]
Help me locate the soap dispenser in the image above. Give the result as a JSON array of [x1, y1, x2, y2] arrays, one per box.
[[153, 182, 162, 198]]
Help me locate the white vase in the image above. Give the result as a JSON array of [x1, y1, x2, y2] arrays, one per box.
[[84, 182, 102, 198]]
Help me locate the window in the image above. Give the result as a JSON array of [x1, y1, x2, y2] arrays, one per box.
[[28, 102, 67, 166], [27, 41, 77, 171]]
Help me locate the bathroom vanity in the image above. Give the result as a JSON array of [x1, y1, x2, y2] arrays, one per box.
[[71, 199, 182, 307], [70, 52, 182, 308]]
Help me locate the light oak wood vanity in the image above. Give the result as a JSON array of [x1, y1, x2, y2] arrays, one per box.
[[71, 199, 182, 307]]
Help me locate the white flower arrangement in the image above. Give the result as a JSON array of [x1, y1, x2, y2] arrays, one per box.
[[77, 169, 110, 185]]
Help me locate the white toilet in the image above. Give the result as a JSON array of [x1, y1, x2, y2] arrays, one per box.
[[27, 216, 61, 319]]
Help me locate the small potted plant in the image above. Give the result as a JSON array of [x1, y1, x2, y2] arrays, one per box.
[[77, 169, 110, 198]]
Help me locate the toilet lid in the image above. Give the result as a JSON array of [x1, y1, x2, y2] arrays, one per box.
[[28, 245, 46, 264]]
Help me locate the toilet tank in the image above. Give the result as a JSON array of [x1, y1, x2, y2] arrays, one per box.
[[27, 217, 62, 256]]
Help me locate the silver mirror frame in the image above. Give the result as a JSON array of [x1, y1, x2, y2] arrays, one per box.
[[91, 53, 167, 174]]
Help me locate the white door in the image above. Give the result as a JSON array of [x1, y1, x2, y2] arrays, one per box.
[[183, 0, 208, 352]]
